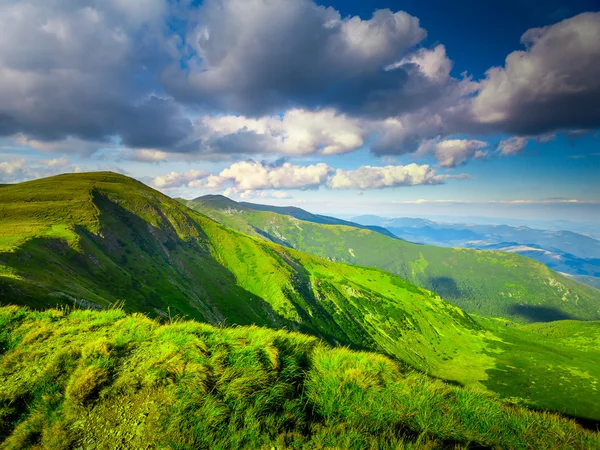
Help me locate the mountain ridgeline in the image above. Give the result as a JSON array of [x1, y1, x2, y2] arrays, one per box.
[[186, 195, 600, 324], [1, 173, 600, 423]]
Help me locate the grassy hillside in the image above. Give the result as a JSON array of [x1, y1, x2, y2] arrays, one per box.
[[2, 173, 600, 421], [186, 196, 600, 323], [0, 306, 598, 449]]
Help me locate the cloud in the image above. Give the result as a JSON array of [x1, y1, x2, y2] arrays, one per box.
[[0, 156, 81, 182], [497, 137, 528, 156], [152, 169, 209, 189], [153, 161, 447, 193], [164, 0, 463, 118], [217, 161, 332, 190], [198, 109, 366, 156], [0, 1, 597, 165], [124, 149, 170, 163], [418, 139, 488, 167], [328, 163, 443, 189], [0, 1, 192, 152], [238, 190, 292, 200], [471, 12, 600, 135], [393, 198, 600, 205], [0, 159, 27, 178], [41, 156, 69, 167]]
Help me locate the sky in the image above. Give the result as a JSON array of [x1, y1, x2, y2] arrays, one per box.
[[0, 0, 599, 223]]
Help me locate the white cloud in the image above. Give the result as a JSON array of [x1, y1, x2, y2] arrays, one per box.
[[152, 169, 209, 188], [497, 137, 527, 156], [0, 159, 27, 177], [0, 156, 81, 182], [238, 190, 292, 200], [200, 109, 366, 156], [418, 139, 488, 167], [125, 148, 170, 163], [14, 135, 107, 156], [218, 161, 332, 190], [41, 156, 70, 167], [152, 161, 448, 194], [387, 45, 452, 84], [328, 163, 443, 189]]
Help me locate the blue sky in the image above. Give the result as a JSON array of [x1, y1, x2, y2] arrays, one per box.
[[0, 0, 599, 223]]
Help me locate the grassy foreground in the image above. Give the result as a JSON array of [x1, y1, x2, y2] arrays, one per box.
[[1, 306, 598, 450]]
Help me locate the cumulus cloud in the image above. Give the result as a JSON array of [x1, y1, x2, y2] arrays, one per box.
[[418, 139, 488, 167], [497, 137, 528, 156], [1, 0, 598, 165], [124, 149, 170, 163], [198, 109, 365, 156], [153, 161, 446, 193], [164, 0, 462, 118], [238, 190, 292, 200], [0, 0, 191, 152], [217, 161, 332, 190], [328, 164, 443, 189], [152, 169, 209, 189], [0, 156, 80, 182], [471, 12, 600, 134], [0, 159, 27, 178], [41, 156, 69, 167]]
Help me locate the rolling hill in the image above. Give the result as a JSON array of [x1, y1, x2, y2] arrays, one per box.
[[185, 195, 600, 323], [1, 172, 600, 422], [351, 215, 600, 289]]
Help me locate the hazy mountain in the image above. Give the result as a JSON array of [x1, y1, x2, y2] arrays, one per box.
[[351, 215, 600, 289]]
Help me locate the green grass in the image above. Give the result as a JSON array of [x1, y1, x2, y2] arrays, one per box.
[[1, 172, 600, 423], [0, 305, 598, 449], [186, 196, 600, 323]]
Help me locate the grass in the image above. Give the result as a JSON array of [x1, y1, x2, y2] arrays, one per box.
[[186, 195, 600, 323], [1, 172, 600, 423], [0, 305, 598, 449]]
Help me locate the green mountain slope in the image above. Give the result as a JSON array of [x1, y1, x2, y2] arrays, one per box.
[[186, 196, 600, 323], [1, 306, 598, 450], [1, 173, 600, 421]]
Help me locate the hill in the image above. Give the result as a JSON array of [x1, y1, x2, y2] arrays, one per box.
[[196, 195, 398, 239], [2, 172, 600, 421], [350, 215, 600, 289], [186, 196, 600, 323], [0, 306, 598, 449]]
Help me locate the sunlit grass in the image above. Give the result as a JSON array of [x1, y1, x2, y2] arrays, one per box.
[[0, 306, 598, 449]]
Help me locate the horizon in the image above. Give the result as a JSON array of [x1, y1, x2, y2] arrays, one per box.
[[0, 0, 598, 224]]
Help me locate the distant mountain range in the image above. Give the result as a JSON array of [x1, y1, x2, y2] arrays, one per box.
[[351, 215, 600, 289]]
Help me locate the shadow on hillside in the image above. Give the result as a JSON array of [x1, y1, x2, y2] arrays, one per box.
[[427, 276, 463, 299], [509, 305, 576, 322], [251, 226, 293, 248]]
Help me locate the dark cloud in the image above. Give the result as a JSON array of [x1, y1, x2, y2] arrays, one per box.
[[0, 0, 191, 153], [470, 12, 600, 135], [0, 0, 599, 163], [163, 0, 443, 117]]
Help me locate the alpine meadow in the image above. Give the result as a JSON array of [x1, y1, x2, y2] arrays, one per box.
[[1, 0, 600, 449]]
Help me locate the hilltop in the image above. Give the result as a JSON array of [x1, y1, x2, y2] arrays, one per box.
[[1, 172, 600, 421], [187, 195, 600, 323], [0, 306, 598, 449]]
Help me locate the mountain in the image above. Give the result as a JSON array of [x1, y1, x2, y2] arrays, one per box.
[[1, 305, 598, 449], [2, 173, 600, 422], [197, 195, 398, 239], [186, 195, 600, 323], [351, 215, 600, 289]]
